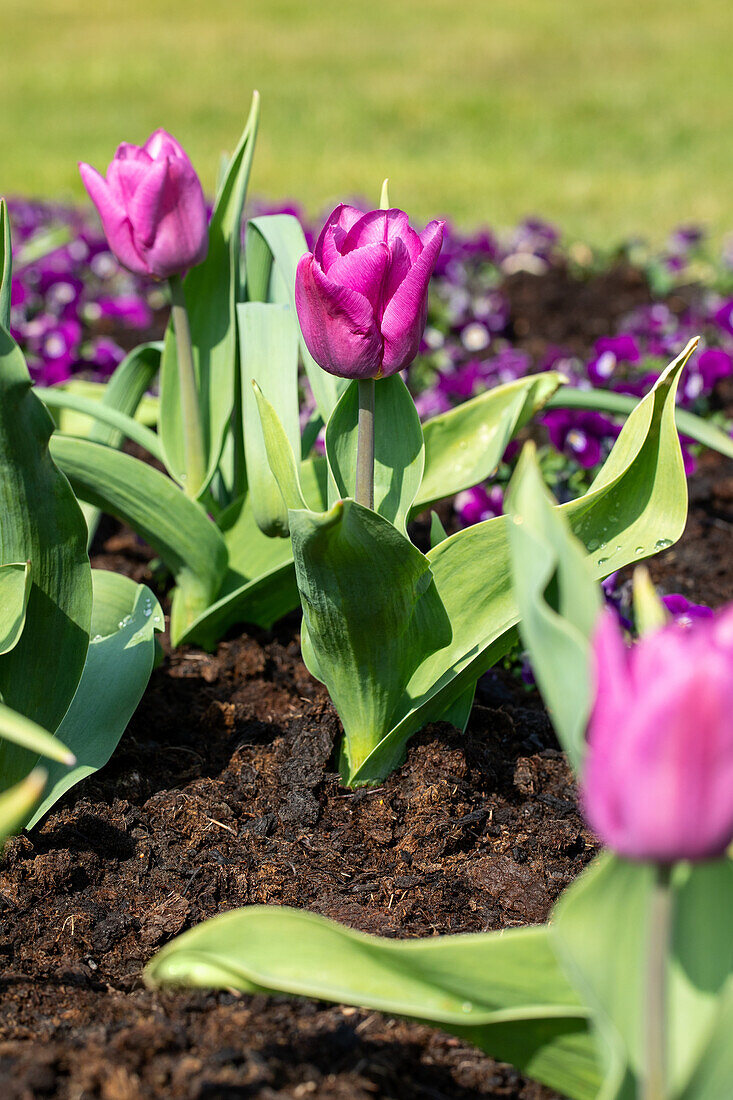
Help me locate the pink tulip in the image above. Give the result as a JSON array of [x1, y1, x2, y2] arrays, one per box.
[[581, 608, 733, 862], [295, 205, 445, 379], [79, 130, 208, 279]]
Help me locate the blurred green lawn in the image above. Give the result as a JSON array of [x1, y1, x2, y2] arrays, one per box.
[[2, 0, 731, 243]]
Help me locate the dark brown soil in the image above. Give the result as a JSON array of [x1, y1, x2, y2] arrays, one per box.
[[1, 266, 732, 1100]]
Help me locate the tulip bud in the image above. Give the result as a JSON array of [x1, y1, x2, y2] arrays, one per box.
[[295, 204, 445, 380], [581, 608, 733, 862], [79, 130, 208, 280]]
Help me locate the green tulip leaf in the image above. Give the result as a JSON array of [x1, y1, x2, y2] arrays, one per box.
[[326, 375, 425, 535], [252, 381, 307, 510], [0, 769, 46, 850], [289, 499, 452, 783], [0, 701, 74, 773], [0, 561, 32, 656], [179, 458, 328, 648], [348, 339, 694, 784], [246, 214, 348, 421], [36, 385, 162, 460], [632, 565, 669, 636], [146, 905, 600, 1100], [0, 199, 11, 331], [49, 435, 228, 645], [159, 92, 260, 497], [413, 371, 565, 515], [26, 571, 163, 829], [552, 854, 733, 1099], [0, 324, 92, 787], [239, 301, 301, 536], [505, 441, 603, 772]]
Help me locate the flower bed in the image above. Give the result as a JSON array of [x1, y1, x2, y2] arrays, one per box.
[[1, 192, 732, 1096]]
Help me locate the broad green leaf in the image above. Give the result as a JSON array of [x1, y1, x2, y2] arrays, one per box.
[[159, 93, 260, 497], [26, 571, 163, 829], [349, 340, 693, 784], [69, 343, 162, 544], [413, 372, 565, 515], [0, 325, 92, 780], [146, 906, 600, 1100], [429, 510, 448, 547], [505, 442, 603, 772], [246, 214, 348, 421], [252, 382, 307, 509], [678, 981, 733, 1100], [439, 681, 476, 733], [0, 701, 74, 772], [179, 458, 328, 648], [0, 561, 31, 655], [37, 387, 162, 459], [49, 435, 228, 645], [325, 375, 425, 535], [546, 383, 733, 461], [289, 500, 452, 783], [239, 302, 300, 536], [552, 854, 733, 1099], [0, 199, 11, 331], [0, 769, 46, 849]]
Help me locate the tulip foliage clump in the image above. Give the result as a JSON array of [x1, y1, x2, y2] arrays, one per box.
[[253, 182, 699, 785], [0, 202, 162, 835]]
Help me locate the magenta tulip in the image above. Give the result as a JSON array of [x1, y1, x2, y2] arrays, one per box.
[[295, 205, 445, 379], [79, 130, 208, 279], [581, 608, 733, 862]]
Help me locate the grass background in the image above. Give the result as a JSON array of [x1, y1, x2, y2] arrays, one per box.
[[2, 0, 731, 242]]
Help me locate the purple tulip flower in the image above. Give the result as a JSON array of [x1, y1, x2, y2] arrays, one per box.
[[581, 607, 733, 862], [295, 205, 445, 379], [79, 130, 209, 279]]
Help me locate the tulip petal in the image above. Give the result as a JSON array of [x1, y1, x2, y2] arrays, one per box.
[[79, 162, 149, 276], [314, 204, 364, 270], [295, 254, 382, 379], [327, 242, 390, 312], [342, 208, 422, 263], [143, 128, 190, 162], [380, 219, 445, 374], [131, 157, 208, 278], [107, 156, 152, 208]]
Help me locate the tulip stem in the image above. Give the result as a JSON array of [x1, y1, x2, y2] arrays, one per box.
[[644, 863, 673, 1100], [169, 274, 206, 497], [355, 378, 375, 510]]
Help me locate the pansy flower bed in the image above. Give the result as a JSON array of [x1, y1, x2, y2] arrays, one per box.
[[1, 101, 732, 1100]]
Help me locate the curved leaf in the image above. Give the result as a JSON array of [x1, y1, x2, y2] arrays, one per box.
[[159, 93, 260, 497], [0, 561, 31, 655], [414, 371, 565, 514], [239, 301, 300, 536], [0, 325, 92, 780], [0, 769, 46, 849], [0, 701, 74, 772], [350, 340, 694, 784], [49, 435, 228, 645], [326, 375, 425, 535], [0, 199, 11, 331], [146, 906, 600, 1100], [289, 499, 452, 783], [36, 387, 162, 459], [179, 458, 329, 648], [505, 442, 603, 772], [26, 571, 163, 829]]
